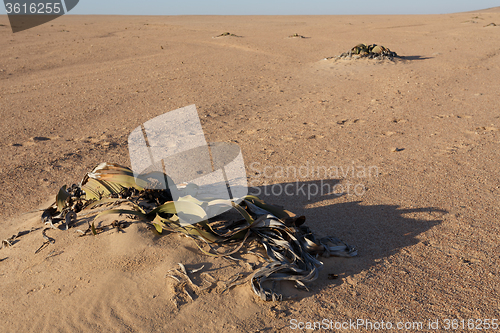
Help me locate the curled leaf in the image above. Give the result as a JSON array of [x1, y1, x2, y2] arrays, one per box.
[[56, 185, 70, 212]]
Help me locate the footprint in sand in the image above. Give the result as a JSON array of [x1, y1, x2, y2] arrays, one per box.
[[476, 126, 498, 132], [306, 134, 325, 140], [87, 134, 120, 149], [379, 131, 400, 137], [10, 136, 60, 147], [241, 129, 259, 135], [433, 114, 473, 120], [439, 143, 473, 155], [442, 146, 459, 154], [389, 118, 407, 123], [337, 118, 362, 126]]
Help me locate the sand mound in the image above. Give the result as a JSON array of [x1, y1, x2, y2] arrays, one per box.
[[1, 210, 268, 332], [463, 6, 500, 13]]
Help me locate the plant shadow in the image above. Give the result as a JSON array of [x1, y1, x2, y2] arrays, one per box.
[[249, 179, 446, 299], [400, 55, 433, 61]]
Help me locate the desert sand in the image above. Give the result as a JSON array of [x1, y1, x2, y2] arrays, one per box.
[[1, 8, 499, 332]]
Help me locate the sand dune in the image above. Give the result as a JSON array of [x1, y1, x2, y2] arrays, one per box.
[[1, 10, 499, 332], [465, 6, 500, 13]]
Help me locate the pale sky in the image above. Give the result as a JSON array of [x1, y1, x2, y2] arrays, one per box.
[[1, 0, 499, 15]]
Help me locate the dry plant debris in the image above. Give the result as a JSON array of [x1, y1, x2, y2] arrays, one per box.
[[1, 229, 37, 250], [287, 33, 309, 38], [213, 32, 242, 38]]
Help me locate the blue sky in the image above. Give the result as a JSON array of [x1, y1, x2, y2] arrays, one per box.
[[1, 1, 499, 15]]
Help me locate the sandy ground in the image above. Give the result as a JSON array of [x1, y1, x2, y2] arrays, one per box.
[[1, 8, 500, 332]]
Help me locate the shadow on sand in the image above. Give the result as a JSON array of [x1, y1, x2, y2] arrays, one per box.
[[248, 178, 446, 298], [400, 55, 433, 61]]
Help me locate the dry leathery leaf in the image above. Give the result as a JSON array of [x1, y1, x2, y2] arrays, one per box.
[[189, 265, 205, 274]]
